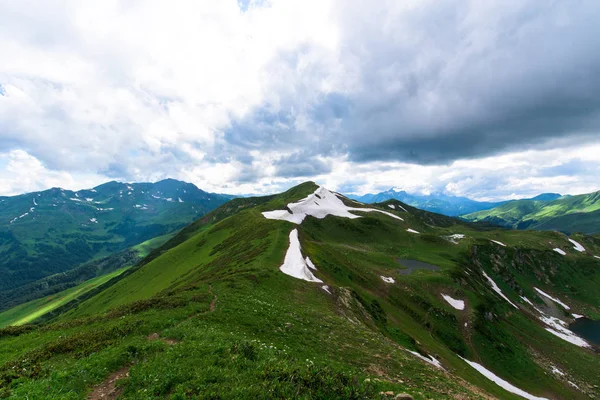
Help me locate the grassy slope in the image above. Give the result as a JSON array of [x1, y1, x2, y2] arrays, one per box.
[[463, 191, 600, 234], [1, 185, 599, 399], [0, 234, 173, 328], [0, 268, 127, 328]]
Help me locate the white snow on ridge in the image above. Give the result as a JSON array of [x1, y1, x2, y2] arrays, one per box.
[[572, 313, 584, 319], [568, 239, 585, 252], [262, 187, 404, 224], [481, 270, 518, 309], [33, 198, 37, 206], [459, 356, 548, 400], [388, 204, 395, 209], [534, 288, 570, 310], [491, 240, 506, 247], [406, 350, 443, 369], [90, 218, 98, 223], [441, 294, 465, 310], [594, 255, 600, 260], [553, 248, 566, 256], [279, 229, 322, 283], [321, 285, 332, 294], [406, 228, 420, 234], [551, 366, 564, 376], [381, 276, 395, 284], [178, 197, 184, 203]]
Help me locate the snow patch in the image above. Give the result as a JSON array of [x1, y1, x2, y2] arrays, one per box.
[[445, 234, 465, 244], [305, 257, 317, 270], [534, 288, 570, 310], [90, 218, 98, 223], [545, 327, 590, 348], [520, 296, 533, 306], [568, 239, 585, 252], [553, 248, 566, 256], [406, 350, 443, 369], [69, 198, 83, 202], [491, 240, 506, 247], [459, 357, 548, 400], [33, 198, 37, 206], [166, 198, 173, 202], [594, 255, 600, 260], [568, 381, 580, 390], [178, 197, 184, 203], [262, 187, 404, 224], [279, 229, 322, 283], [441, 294, 465, 310], [481, 270, 518, 309], [85, 198, 94, 202], [533, 307, 589, 347], [406, 228, 420, 234], [321, 285, 331, 294], [29, 207, 35, 212], [387, 204, 395, 209], [380, 276, 395, 284], [152, 195, 161, 199], [551, 366, 564, 376], [572, 313, 584, 319]]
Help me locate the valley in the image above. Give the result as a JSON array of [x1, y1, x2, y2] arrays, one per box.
[[1, 182, 598, 399]]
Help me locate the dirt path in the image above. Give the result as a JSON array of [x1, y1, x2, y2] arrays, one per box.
[[209, 285, 217, 312], [87, 367, 130, 400], [87, 285, 218, 399]]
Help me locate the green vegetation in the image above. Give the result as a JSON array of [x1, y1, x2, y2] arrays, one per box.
[[0, 268, 127, 328], [0, 178, 230, 311], [463, 190, 600, 234], [0, 183, 598, 399]]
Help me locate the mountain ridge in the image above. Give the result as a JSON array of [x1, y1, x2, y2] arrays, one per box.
[[1, 182, 598, 399], [0, 178, 233, 300], [462, 190, 600, 234]]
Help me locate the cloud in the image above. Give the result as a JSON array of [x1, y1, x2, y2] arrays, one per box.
[[0, 150, 105, 196], [0, 0, 599, 198]]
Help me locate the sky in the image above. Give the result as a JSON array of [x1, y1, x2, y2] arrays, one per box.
[[1, 0, 600, 201]]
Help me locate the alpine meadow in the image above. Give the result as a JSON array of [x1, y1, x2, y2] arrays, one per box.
[[1, 1, 600, 399]]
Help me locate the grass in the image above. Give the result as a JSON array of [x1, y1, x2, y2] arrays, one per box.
[[463, 190, 600, 234], [0, 184, 599, 399], [0, 268, 128, 328]]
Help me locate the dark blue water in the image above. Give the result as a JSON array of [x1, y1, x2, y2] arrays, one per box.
[[569, 318, 600, 346]]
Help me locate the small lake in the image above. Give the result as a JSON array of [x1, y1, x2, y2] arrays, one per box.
[[397, 259, 441, 275], [569, 318, 600, 346]]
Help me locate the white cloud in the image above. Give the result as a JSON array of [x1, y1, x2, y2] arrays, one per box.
[[0, 150, 105, 195], [0, 1, 599, 197]]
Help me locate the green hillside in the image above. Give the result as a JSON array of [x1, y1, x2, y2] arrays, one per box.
[[0, 179, 231, 308], [462, 190, 600, 234], [1, 182, 599, 399]]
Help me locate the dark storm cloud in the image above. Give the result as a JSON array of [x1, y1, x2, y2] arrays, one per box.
[[224, 0, 600, 173], [274, 152, 332, 178]]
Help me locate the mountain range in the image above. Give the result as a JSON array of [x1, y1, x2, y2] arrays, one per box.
[[347, 189, 563, 216], [0, 178, 232, 309], [462, 191, 600, 234], [0, 182, 598, 399]]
